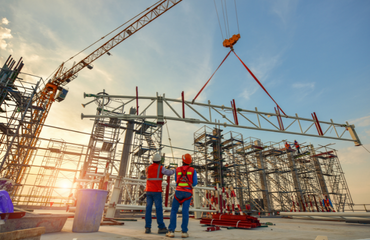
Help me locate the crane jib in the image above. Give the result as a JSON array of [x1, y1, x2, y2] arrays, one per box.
[[51, 0, 183, 88], [6, 0, 184, 189]]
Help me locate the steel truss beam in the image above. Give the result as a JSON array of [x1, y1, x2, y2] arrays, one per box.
[[81, 93, 361, 146]]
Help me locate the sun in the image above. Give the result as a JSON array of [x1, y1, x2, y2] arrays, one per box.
[[60, 180, 71, 189]]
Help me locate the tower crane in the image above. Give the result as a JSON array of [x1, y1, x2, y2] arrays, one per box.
[[1, 0, 183, 191]]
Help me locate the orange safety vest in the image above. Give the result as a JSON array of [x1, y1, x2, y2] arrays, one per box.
[[294, 142, 300, 148], [145, 163, 164, 192], [285, 143, 291, 150], [175, 166, 194, 193]]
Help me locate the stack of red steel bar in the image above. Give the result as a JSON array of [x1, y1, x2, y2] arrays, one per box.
[[200, 214, 261, 229], [206, 226, 221, 232]]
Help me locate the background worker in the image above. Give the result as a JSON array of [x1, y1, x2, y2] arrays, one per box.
[[294, 140, 301, 154], [166, 153, 197, 238], [145, 153, 175, 234], [285, 142, 291, 151]]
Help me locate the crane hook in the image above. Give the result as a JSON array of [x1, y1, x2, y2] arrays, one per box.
[[223, 34, 241, 49]]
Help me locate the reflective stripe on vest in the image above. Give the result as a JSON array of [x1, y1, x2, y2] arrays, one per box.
[[177, 172, 192, 175], [148, 163, 162, 180], [175, 166, 194, 193], [146, 163, 164, 192]]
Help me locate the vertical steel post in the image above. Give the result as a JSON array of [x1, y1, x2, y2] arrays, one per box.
[[287, 152, 305, 211], [106, 107, 136, 218]]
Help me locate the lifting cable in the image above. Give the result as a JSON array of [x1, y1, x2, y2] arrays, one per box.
[[191, 49, 232, 104], [164, 120, 176, 164], [222, 0, 231, 38], [191, 49, 286, 116], [64, 0, 163, 64], [46, 0, 164, 81], [232, 51, 286, 116], [234, 0, 240, 34], [213, 0, 224, 41], [362, 145, 370, 154], [194, 1, 285, 115]]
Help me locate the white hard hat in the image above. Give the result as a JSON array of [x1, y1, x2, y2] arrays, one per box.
[[152, 153, 161, 162]]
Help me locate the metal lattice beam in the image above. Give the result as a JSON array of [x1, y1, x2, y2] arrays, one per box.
[[81, 93, 362, 146]]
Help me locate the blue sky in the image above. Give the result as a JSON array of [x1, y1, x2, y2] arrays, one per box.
[[1, 0, 369, 204]]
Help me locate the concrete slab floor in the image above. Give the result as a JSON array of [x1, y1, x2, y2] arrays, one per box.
[[39, 214, 370, 240]]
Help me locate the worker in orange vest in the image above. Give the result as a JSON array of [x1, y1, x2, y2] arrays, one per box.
[[166, 153, 198, 238], [145, 153, 175, 234], [294, 140, 301, 154], [285, 142, 291, 151]]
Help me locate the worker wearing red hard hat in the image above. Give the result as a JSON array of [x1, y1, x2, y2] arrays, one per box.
[[145, 153, 175, 234], [166, 153, 198, 238]]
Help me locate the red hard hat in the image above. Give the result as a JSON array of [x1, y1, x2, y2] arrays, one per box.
[[182, 153, 192, 164]]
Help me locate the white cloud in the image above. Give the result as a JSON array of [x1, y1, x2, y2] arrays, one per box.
[[0, 24, 13, 51], [337, 143, 370, 164], [239, 86, 258, 101], [252, 53, 282, 81], [239, 52, 283, 101], [271, 0, 298, 27], [291, 82, 316, 101], [349, 115, 370, 127], [292, 82, 315, 89], [1, 18, 9, 25]]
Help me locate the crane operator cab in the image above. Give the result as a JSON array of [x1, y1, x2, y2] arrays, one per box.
[[56, 86, 69, 102]]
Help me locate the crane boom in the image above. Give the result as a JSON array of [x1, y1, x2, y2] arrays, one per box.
[[51, 0, 183, 88], [2, 0, 183, 190]]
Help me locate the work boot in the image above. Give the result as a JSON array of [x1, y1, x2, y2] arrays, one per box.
[[181, 232, 189, 238], [166, 231, 175, 238], [158, 227, 168, 234], [145, 228, 151, 234]]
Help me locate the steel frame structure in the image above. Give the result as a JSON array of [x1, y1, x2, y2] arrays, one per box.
[[2, 0, 184, 198], [81, 93, 361, 146], [80, 92, 126, 190], [0, 66, 46, 197], [20, 139, 85, 207], [80, 92, 359, 213], [311, 146, 354, 212]]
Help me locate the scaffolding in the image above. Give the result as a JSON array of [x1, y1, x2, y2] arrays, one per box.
[[128, 121, 162, 178], [311, 146, 354, 212], [193, 126, 223, 187], [193, 125, 354, 213], [239, 137, 272, 213], [122, 120, 163, 204], [262, 142, 295, 212], [0, 74, 356, 213], [12, 139, 86, 207], [79, 92, 126, 189], [0, 56, 46, 198]]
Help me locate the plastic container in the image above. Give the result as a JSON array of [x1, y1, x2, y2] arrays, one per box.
[[0, 190, 14, 213], [72, 189, 108, 233]]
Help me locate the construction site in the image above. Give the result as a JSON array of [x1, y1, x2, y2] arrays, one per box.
[[1, 1, 369, 240]]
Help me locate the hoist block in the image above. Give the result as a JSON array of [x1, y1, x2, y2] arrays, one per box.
[[223, 34, 241, 48]]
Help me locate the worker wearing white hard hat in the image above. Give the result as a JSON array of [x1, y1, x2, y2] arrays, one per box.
[[144, 153, 175, 234]]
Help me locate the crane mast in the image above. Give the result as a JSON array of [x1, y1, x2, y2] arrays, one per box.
[[1, 0, 183, 191]]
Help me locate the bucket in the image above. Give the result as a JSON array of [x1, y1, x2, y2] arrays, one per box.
[[72, 189, 108, 233], [0, 190, 14, 213]]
